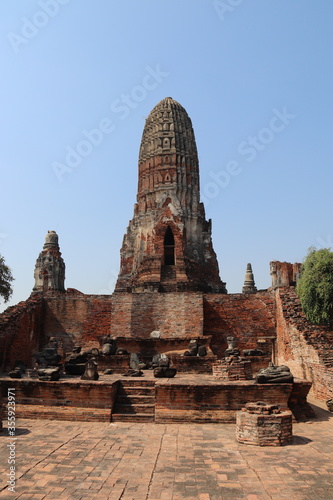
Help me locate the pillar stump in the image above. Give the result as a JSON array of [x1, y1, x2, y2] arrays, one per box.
[[236, 401, 292, 446], [213, 355, 252, 380]]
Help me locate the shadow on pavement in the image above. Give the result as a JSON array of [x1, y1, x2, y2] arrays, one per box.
[[291, 435, 313, 445], [309, 402, 333, 422]]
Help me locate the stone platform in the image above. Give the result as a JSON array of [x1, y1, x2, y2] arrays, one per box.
[[1, 399, 331, 500], [0, 372, 313, 423]]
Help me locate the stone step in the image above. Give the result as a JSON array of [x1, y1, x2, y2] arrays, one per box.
[[116, 395, 155, 405], [118, 380, 155, 387], [113, 404, 155, 415], [112, 379, 156, 422], [111, 413, 154, 423], [117, 386, 155, 396]]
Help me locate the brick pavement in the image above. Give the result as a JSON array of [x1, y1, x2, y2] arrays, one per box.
[[0, 398, 332, 500]]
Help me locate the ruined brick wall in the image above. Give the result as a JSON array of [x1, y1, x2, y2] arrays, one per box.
[[203, 292, 276, 359], [0, 296, 44, 371], [0, 379, 118, 422], [275, 287, 333, 401], [111, 292, 203, 338], [155, 380, 293, 423], [0, 292, 112, 370], [43, 293, 112, 352], [270, 261, 301, 289]]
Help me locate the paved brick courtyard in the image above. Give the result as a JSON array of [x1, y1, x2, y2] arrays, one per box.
[[0, 398, 332, 500]]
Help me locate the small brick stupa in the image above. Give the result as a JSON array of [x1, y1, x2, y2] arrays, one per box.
[[242, 263, 257, 294], [33, 230, 65, 293]]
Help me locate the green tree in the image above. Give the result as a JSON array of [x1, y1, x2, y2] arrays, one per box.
[[296, 247, 333, 328], [0, 254, 14, 304]]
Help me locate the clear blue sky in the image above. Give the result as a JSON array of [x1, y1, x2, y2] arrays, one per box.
[[0, 0, 332, 312]]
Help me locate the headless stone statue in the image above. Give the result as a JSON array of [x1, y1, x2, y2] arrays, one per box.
[[152, 354, 176, 377], [225, 336, 240, 356], [35, 347, 61, 367], [243, 348, 264, 356], [187, 340, 199, 356], [255, 363, 294, 384], [184, 341, 207, 357], [154, 367, 177, 378], [81, 359, 99, 380], [100, 334, 118, 355], [130, 353, 141, 370], [152, 354, 169, 368], [37, 367, 60, 381]]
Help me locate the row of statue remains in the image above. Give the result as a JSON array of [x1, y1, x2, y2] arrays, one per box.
[[7, 333, 291, 385]]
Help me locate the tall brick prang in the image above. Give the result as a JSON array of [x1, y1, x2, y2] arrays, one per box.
[[115, 97, 226, 293]]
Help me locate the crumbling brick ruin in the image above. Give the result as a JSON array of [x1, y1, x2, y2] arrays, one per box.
[[1, 98, 332, 404]]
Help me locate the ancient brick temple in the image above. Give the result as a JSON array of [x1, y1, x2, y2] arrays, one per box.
[[1, 98, 333, 407], [115, 97, 226, 294]]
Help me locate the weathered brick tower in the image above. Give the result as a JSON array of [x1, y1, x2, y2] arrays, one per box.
[[115, 97, 226, 293], [33, 230, 65, 293]]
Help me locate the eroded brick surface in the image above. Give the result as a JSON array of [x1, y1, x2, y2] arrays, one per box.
[[275, 287, 333, 400], [203, 292, 276, 359], [0, 295, 44, 369], [111, 292, 203, 338]]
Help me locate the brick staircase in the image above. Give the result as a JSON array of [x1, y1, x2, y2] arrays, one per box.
[[111, 379, 156, 422]]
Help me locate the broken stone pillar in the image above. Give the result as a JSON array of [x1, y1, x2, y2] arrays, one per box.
[[270, 261, 302, 289], [242, 263, 257, 293], [236, 402, 292, 446]]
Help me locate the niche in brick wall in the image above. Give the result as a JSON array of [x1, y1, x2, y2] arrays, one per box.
[[164, 226, 175, 265]]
